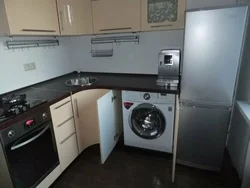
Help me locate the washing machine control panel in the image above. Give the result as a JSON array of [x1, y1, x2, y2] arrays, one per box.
[[122, 91, 175, 104]]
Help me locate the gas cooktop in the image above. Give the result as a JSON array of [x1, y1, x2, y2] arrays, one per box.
[[0, 96, 47, 123]]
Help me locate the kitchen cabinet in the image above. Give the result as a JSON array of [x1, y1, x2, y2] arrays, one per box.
[[50, 97, 79, 172], [57, 0, 93, 35], [141, 0, 186, 31], [0, 0, 60, 35], [72, 89, 109, 153], [91, 0, 141, 34], [72, 89, 122, 164]]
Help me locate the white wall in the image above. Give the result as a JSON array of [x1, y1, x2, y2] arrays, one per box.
[[69, 30, 184, 74], [69, 0, 237, 74], [0, 37, 73, 94]]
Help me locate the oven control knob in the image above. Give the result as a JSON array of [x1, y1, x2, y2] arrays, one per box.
[[42, 113, 48, 119], [8, 130, 15, 138], [143, 93, 150, 100]]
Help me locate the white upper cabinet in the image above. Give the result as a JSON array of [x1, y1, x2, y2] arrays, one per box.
[[1, 0, 60, 35], [91, 0, 141, 34], [57, 0, 93, 35], [141, 0, 186, 31]]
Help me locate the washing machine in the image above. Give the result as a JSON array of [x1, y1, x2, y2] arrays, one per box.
[[122, 91, 175, 153]]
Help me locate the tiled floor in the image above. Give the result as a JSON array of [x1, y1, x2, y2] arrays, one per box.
[[51, 145, 240, 188]]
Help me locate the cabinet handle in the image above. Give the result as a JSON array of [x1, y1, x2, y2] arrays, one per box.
[[74, 99, 80, 118], [59, 11, 64, 31], [99, 27, 132, 32], [21, 29, 56, 32], [60, 132, 75, 145], [57, 116, 73, 128], [150, 24, 172, 28], [54, 100, 71, 110]]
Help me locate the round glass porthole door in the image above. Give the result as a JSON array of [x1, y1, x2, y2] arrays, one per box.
[[129, 103, 166, 140]]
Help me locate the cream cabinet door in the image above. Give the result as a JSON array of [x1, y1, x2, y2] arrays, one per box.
[[91, 0, 141, 34], [141, 0, 186, 31], [72, 89, 110, 153], [4, 0, 60, 35], [57, 0, 93, 35]]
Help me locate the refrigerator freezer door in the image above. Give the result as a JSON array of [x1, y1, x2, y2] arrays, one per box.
[[177, 103, 230, 170], [181, 6, 248, 106]]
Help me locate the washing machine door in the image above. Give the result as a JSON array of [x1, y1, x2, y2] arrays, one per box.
[[129, 103, 166, 140]]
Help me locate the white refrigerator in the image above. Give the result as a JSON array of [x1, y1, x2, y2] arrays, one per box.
[[178, 5, 249, 171]]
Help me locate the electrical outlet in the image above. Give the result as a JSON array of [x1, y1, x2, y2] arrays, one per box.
[[23, 62, 36, 71], [23, 64, 29, 71]]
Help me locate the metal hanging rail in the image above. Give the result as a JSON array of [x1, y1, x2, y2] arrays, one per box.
[[6, 39, 59, 50], [91, 35, 140, 44]]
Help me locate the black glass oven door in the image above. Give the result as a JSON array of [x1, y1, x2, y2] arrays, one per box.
[[5, 121, 59, 188], [129, 103, 166, 140]]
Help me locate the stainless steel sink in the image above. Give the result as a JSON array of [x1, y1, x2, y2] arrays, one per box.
[[65, 77, 99, 86]]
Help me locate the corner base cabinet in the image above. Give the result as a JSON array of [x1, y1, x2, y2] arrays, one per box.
[[72, 89, 123, 164]]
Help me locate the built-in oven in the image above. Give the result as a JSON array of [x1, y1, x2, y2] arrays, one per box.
[[0, 106, 59, 188]]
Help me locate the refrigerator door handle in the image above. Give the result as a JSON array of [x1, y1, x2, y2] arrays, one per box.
[[180, 102, 231, 110]]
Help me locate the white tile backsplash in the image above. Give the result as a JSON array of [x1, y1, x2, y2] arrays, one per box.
[[0, 37, 73, 94]]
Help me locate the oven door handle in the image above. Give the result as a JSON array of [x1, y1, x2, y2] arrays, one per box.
[[11, 125, 50, 151]]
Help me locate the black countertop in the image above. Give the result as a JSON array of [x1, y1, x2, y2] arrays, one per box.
[[0, 72, 179, 130]]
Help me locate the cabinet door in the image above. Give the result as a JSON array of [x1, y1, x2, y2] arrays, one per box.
[[72, 89, 110, 153], [91, 0, 141, 34], [98, 90, 119, 164], [141, 0, 186, 31], [4, 0, 60, 35], [57, 0, 93, 35]]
